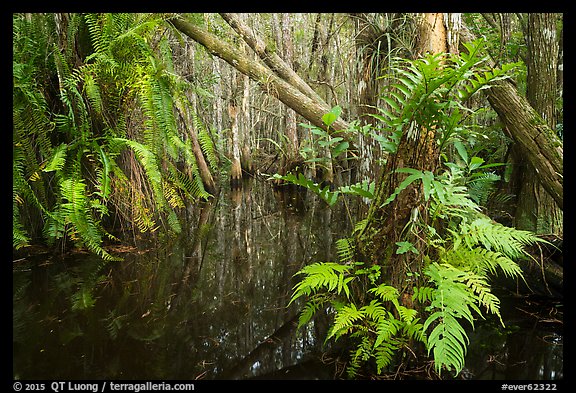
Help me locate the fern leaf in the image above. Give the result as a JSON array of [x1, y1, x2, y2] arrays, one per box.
[[326, 303, 365, 342], [193, 111, 220, 172], [297, 298, 323, 329], [43, 143, 68, 173], [427, 313, 468, 375], [374, 316, 400, 349], [289, 262, 353, 305], [460, 217, 543, 260], [336, 237, 356, 264], [368, 283, 399, 303], [375, 341, 398, 374]]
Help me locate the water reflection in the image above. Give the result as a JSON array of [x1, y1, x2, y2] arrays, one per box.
[[12, 179, 563, 380], [463, 293, 563, 380], [13, 179, 351, 380]]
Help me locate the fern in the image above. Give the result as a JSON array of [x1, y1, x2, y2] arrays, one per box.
[[193, 110, 220, 172], [327, 303, 365, 341], [372, 38, 520, 155], [339, 179, 376, 200], [289, 262, 355, 306], [439, 246, 523, 279], [336, 237, 356, 264], [59, 177, 119, 261], [13, 13, 216, 261], [422, 263, 473, 375], [459, 217, 545, 260], [421, 262, 506, 375], [270, 172, 340, 206]]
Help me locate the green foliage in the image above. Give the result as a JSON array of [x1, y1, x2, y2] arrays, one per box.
[[290, 258, 427, 377], [298, 105, 356, 166], [371, 38, 520, 155], [421, 262, 500, 374], [13, 13, 217, 260], [287, 40, 544, 378]]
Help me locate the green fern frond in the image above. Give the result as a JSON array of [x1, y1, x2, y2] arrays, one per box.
[[422, 262, 506, 375], [373, 315, 401, 348], [168, 164, 211, 201], [83, 72, 103, 114], [289, 262, 354, 305], [440, 246, 523, 279], [348, 336, 372, 377], [397, 305, 418, 323], [13, 204, 30, 250], [166, 209, 182, 234], [339, 180, 376, 200], [460, 217, 544, 260], [297, 298, 324, 329], [113, 138, 165, 206], [374, 340, 399, 374], [193, 111, 220, 172], [336, 237, 356, 264], [353, 218, 369, 235], [360, 299, 388, 322], [59, 177, 119, 261], [43, 143, 68, 173], [412, 286, 435, 304], [426, 313, 468, 375], [327, 303, 365, 342], [402, 318, 427, 345], [368, 283, 399, 304]]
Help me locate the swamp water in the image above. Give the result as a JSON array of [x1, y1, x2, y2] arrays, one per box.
[[13, 179, 562, 380]]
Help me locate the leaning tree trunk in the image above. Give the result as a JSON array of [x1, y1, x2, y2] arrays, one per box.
[[459, 24, 563, 211], [513, 13, 562, 235], [168, 15, 353, 137], [356, 13, 450, 289], [460, 19, 563, 296]]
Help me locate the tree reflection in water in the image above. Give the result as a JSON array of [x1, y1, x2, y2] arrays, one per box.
[[12, 179, 562, 380], [13, 179, 352, 379]]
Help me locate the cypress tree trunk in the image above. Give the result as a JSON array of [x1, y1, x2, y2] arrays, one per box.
[[169, 16, 353, 138], [356, 13, 450, 289], [459, 23, 563, 211], [280, 13, 301, 172], [176, 93, 218, 196], [229, 102, 243, 188], [513, 13, 562, 236]]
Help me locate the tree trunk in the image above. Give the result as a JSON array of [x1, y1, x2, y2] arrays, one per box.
[[220, 13, 327, 106], [168, 16, 353, 138], [229, 102, 242, 187], [459, 24, 563, 211], [281, 13, 300, 165], [175, 94, 217, 196], [240, 72, 254, 176], [356, 13, 449, 288], [513, 13, 562, 235]]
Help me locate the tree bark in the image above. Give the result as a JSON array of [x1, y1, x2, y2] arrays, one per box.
[[356, 13, 449, 287], [513, 13, 562, 235], [281, 13, 300, 165], [169, 16, 353, 137], [485, 84, 563, 210], [175, 94, 217, 196], [220, 13, 327, 106], [459, 24, 563, 211], [228, 102, 242, 187]]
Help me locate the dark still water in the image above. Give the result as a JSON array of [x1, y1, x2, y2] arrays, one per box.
[[13, 180, 563, 380]]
